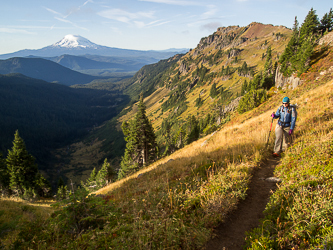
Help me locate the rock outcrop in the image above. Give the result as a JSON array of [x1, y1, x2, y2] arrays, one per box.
[[223, 96, 242, 114], [319, 31, 333, 46], [275, 66, 303, 90], [179, 60, 189, 74]]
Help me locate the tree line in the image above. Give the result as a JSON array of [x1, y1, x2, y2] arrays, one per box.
[[237, 8, 332, 114], [280, 8, 333, 76]]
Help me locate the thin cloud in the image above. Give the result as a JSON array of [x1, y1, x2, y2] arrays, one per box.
[[97, 8, 155, 24], [54, 17, 89, 30], [201, 21, 222, 31], [139, 0, 202, 6], [43, 7, 64, 17], [201, 5, 218, 20], [0, 28, 35, 35], [63, 0, 94, 18]]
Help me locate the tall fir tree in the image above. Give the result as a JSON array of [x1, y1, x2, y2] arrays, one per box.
[[299, 8, 320, 43], [264, 46, 273, 74], [118, 94, 157, 179], [95, 159, 109, 187], [186, 115, 200, 144], [279, 16, 300, 76], [6, 130, 39, 196], [0, 152, 10, 194], [319, 8, 333, 34], [209, 82, 218, 98]]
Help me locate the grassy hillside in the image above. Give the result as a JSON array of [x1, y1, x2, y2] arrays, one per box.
[[50, 23, 291, 186], [2, 30, 333, 249], [117, 22, 292, 153]]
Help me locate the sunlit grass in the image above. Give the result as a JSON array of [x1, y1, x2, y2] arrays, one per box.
[[0, 197, 54, 248]]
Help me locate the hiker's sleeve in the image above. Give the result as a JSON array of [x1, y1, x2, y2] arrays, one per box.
[[274, 107, 281, 119], [290, 107, 297, 130]]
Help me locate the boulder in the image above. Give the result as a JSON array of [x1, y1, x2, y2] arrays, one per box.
[[265, 177, 282, 183]]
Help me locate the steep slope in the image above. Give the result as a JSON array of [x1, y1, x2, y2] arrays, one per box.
[[119, 22, 292, 143], [9, 41, 333, 249], [3, 25, 333, 250], [0, 73, 129, 172], [0, 57, 102, 86], [54, 23, 292, 185], [46, 54, 183, 186]]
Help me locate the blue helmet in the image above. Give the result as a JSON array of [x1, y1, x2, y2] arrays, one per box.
[[282, 97, 290, 103]]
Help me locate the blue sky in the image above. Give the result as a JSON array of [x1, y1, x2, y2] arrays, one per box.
[[0, 0, 332, 54]]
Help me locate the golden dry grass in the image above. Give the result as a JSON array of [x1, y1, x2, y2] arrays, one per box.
[[95, 74, 333, 196]]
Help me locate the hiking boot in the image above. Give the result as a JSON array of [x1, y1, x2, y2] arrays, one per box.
[[272, 153, 280, 157]]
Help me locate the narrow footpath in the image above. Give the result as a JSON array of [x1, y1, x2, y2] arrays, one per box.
[[205, 156, 280, 250]]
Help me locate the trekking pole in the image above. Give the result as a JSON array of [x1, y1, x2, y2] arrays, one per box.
[[265, 117, 274, 150]]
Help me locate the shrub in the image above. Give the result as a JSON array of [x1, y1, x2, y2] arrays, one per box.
[[237, 89, 267, 114]]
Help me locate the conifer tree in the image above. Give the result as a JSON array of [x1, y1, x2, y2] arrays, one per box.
[[329, 8, 333, 32], [279, 16, 300, 76], [0, 152, 10, 194], [209, 82, 218, 98], [96, 159, 109, 187], [319, 8, 333, 34], [264, 46, 273, 74], [118, 94, 157, 179], [241, 80, 248, 96], [195, 95, 203, 107], [135, 93, 157, 165], [6, 130, 39, 196], [299, 8, 320, 43], [186, 115, 200, 144]]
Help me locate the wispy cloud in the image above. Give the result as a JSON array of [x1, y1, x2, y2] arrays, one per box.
[[44, 3, 90, 31], [98, 9, 155, 23], [97, 8, 162, 28], [139, 0, 201, 6], [54, 17, 89, 30], [201, 21, 222, 31], [201, 5, 218, 20], [43, 7, 64, 17], [63, 0, 94, 18], [0, 28, 35, 34]]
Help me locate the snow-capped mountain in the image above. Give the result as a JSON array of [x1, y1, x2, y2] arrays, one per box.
[[0, 35, 187, 60], [52, 35, 99, 49]]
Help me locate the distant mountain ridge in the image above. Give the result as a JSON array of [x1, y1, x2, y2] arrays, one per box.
[[0, 34, 189, 60], [45, 54, 146, 73], [0, 57, 102, 86]]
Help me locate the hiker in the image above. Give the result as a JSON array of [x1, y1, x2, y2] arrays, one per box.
[[271, 97, 297, 157]]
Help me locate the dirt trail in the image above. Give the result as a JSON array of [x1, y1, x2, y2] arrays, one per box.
[[205, 156, 280, 250]]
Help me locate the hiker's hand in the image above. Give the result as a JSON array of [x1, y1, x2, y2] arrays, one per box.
[[271, 113, 275, 118], [289, 129, 293, 135]]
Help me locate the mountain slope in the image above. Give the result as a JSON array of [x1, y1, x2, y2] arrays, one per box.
[[8, 37, 333, 249], [118, 22, 292, 140], [0, 57, 102, 86], [56, 22, 292, 183], [0, 73, 129, 171]]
